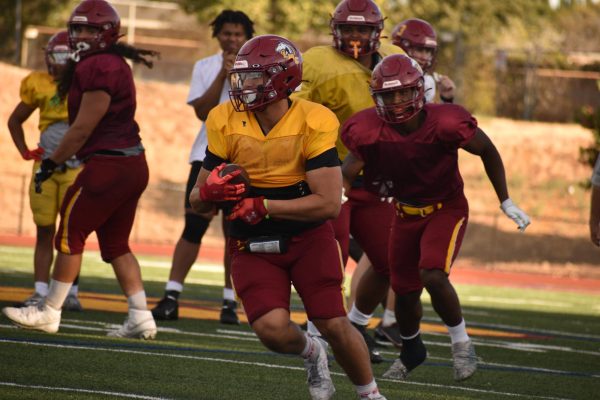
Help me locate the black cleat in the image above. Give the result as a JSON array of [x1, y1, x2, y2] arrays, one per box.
[[151, 296, 179, 320], [219, 299, 240, 325], [351, 322, 384, 364]]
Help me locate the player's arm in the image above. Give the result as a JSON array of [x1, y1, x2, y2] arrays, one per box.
[[189, 157, 246, 214], [8, 101, 38, 159], [463, 127, 530, 231], [50, 90, 110, 164], [189, 167, 212, 213], [266, 164, 343, 222], [461, 128, 508, 202], [341, 152, 365, 195], [189, 52, 236, 121]]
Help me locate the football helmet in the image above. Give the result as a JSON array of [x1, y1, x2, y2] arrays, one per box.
[[67, 0, 121, 61], [330, 0, 384, 59], [391, 18, 437, 72], [44, 31, 70, 76], [229, 35, 302, 112], [370, 54, 425, 124]]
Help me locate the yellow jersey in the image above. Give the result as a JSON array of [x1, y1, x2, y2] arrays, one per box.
[[20, 71, 67, 134], [293, 42, 403, 161], [206, 98, 339, 189]]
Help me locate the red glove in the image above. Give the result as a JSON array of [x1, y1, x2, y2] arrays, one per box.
[[22, 147, 45, 161], [227, 196, 269, 225], [199, 163, 246, 202]]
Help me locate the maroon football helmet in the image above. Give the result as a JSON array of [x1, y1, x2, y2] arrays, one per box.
[[67, 0, 121, 61], [330, 0, 384, 59], [45, 31, 70, 76], [391, 18, 437, 72], [229, 35, 302, 112], [370, 54, 425, 124]]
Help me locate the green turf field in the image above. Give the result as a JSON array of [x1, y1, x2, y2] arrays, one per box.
[[0, 245, 599, 399]]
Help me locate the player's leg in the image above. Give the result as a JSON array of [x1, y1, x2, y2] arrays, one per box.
[[153, 161, 212, 320], [293, 223, 386, 399], [219, 218, 239, 324], [419, 195, 476, 381]]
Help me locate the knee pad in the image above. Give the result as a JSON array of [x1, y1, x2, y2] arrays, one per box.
[[181, 213, 210, 244]]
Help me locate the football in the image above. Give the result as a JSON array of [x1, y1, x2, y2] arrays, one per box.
[[218, 163, 251, 198]]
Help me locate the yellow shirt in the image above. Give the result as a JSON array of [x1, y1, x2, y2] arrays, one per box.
[[206, 98, 339, 188], [293, 43, 403, 161], [20, 71, 68, 133]]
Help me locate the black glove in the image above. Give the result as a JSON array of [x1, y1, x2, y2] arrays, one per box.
[[34, 158, 58, 193]]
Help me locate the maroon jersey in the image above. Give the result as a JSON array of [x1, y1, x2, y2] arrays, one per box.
[[342, 103, 477, 204], [68, 53, 141, 159]]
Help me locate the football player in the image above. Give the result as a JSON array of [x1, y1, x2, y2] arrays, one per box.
[[293, 0, 404, 364], [7, 31, 83, 311], [341, 54, 530, 381], [392, 18, 456, 104], [190, 35, 387, 400], [2, 0, 159, 339]]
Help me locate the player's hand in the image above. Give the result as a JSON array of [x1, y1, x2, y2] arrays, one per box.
[[34, 158, 58, 193], [500, 199, 531, 232], [22, 147, 45, 161], [199, 163, 246, 202], [227, 196, 269, 225], [437, 75, 456, 102], [222, 52, 237, 75]]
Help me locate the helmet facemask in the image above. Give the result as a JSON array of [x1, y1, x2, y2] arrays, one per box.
[[332, 22, 382, 59], [371, 79, 425, 124], [229, 64, 291, 112]]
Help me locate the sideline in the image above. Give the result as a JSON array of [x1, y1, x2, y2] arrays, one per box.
[[1, 234, 599, 294]]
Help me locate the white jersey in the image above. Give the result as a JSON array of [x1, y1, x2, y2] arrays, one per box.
[[187, 52, 231, 163], [424, 73, 436, 103]]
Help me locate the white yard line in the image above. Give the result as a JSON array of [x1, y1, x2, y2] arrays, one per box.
[[0, 381, 173, 399], [0, 338, 577, 400]]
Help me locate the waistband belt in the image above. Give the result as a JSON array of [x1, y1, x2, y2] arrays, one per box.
[[396, 202, 443, 217]]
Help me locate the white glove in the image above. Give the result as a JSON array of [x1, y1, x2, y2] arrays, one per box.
[[500, 198, 531, 232], [341, 187, 348, 204]]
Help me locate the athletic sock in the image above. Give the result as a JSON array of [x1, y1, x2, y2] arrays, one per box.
[[306, 320, 322, 337], [400, 332, 427, 371], [355, 380, 379, 398], [348, 304, 373, 326], [300, 333, 318, 360], [45, 279, 71, 310], [34, 281, 49, 297], [381, 309, 397, 327], [446, 319, 470, 344], [223, 288, 235, 301], [165, 280, 183, 294], [128, 290, 148, 311], [68, 284, 79, 297]]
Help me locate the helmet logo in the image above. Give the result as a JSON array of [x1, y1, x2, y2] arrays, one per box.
[[425, 37, 437, 46], [72, 16, 88, 22], [397, 24, 407, 37], [382, 80, 402, 89], [275, 42, 299, 64], [234, 60, 249, 69], [347, 15, 366, 22]]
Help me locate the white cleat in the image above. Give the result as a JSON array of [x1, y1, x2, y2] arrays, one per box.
[[2, 304, 61, 333], [359, 388, 388, 399], [452, 340, 478, 381], [304, 336, 335, 400], [107, 309, 157, 340], [382, 358, 410, 380]]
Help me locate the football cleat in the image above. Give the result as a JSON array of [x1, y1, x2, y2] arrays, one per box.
[[219, 299, 240, 325], [359, 389, 388, 400], [62, 294, 83, 312], [452, 340, 478, 381], [351, 322, 383, 364], [2, 304, 61, 333], [383, 334, 427, 380], [151, 295, 178, 320], [304, 336, 335, 400], [107, 309, 157, 340], [20, 292, 45, 307], [382, 358, 410, 380]]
